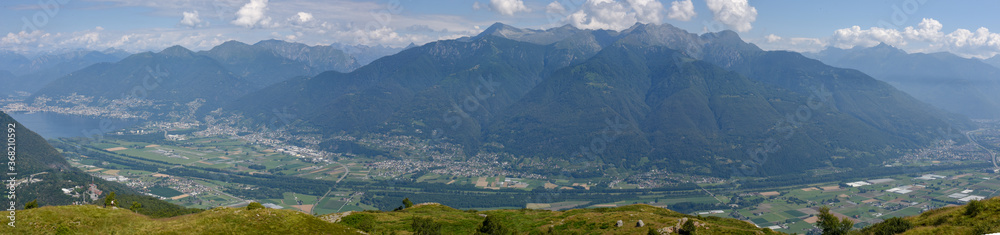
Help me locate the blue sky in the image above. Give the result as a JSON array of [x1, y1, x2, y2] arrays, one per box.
[[2, 0, 999, 58]]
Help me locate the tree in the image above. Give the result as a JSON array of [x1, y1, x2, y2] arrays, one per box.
[[130, 202, 142, 213], [965, 199, 984, 217], [817, 206, 853, 235], [403, 198, 414, 208], [104, 192, 116, 208], [476, 215, 511, 235], [680, 219, 697, 235], [860, 217, 912, 235], [246, 202, 265, 210], [24, 199, 38, 209]]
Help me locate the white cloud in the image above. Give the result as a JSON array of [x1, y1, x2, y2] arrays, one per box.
[[666, 0, 696, 21], [561, 0, 666, 30], [765, 34, 781, 43], [232, 0, 272, 28], [627, 0, 664, 23], [705, 0, 757, 32], [296, 12, 314, 23], [755, 18, 1000, 59], [546, 1, 566, 15], [489, 0, 530, 16], [830, 25, 905, 49], [473, 1, 482, 10], [180, 11, 205, 27]]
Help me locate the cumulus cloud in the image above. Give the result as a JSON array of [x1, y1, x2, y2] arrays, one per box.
[[627, 0, 665, 23], [666, 0, 696, 21], [756, 18, 1000, 58], [561, 0, 667, 30], [232, 0, 272, 28], [705, 0, 757, 32], [765, 34, 781, 43], [546, 1, 566, 15], [490, 0, 530, 16], [295, 12, 314, 23], [180, 11, 205, 27], [473, 1, 482, 10]]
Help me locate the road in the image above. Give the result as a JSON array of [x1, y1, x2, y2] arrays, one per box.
[[334, 162, 350, 183], [966, 130, 998, 169]]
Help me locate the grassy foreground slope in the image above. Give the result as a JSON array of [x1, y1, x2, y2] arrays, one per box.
[[0, 205, 360, 235], [328, 203, 779, 234], [885, 197, 1000, 234]]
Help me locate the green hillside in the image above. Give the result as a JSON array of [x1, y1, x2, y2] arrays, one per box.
[[329, 203, 779, 234], [4, 197, 999, 234], [0, 205, 359, 235], [861, 197, 1000, 234], [0, 203, 777, 235]]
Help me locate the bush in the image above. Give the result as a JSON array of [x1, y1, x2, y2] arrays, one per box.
[[246, 202, 265, 210], [860, 217, 912, 235]]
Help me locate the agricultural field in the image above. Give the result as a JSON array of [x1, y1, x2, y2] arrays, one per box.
[[725, 170, 1000, 234]]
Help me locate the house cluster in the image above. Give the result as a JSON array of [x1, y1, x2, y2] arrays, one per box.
[[60, 183, 103, 203]]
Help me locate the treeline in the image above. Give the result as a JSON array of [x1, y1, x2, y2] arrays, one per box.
[[112, 194, 204, 218]]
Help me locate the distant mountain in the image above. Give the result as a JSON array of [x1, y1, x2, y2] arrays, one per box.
[[231, 23, 967, 177], [254, 39, 360, 73], [805, 43, 1000, 119], [983, 55, 1000, 69], [0, 51, 30, 72], [470, 23, 588, 45], [329, 43, 405, 67], [32, 46, 255, 112], [0, 49, 128, 96], [197, 40, 318, 87], [231, 35, 576, 151]]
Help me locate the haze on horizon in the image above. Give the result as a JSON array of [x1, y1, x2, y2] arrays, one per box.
[[1, 0, 1000, 59]]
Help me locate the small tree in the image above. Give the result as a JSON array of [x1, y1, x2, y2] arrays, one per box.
[[246, 202, 265, 210], [104, 192, 116, 208], [130, 202, 142, 212], [24, 199, 38, 209], [965, 199, 984, 217], [403, 198, 414, 208], [817, 206, 853, 235], [476, 215, 511, 235], [680, 219, 696, 235]]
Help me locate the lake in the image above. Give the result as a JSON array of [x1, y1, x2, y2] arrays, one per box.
[[7, 112, 140, 139]]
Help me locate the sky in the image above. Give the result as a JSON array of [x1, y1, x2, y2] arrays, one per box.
[[2, 0, 1000, 59]]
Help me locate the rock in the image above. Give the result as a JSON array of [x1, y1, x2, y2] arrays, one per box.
[[616, 220, 624, 227], [637, 220, 645, 227]]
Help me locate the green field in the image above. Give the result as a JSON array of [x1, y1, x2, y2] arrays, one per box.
[[149, 186, 183, 198]]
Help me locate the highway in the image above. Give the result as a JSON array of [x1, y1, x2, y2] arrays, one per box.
[[966, 129, 998, 169]]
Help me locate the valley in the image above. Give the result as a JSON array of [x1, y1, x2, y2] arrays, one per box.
[[44, 113, 1000, 234]]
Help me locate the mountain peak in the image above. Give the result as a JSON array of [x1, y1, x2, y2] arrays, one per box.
[[159, 45, 194, 57], [861, 42, 905, 55], [477, 22, 521, 38], [216, 40, 252, 49]]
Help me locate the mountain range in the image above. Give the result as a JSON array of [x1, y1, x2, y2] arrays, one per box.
[[0, 49, 129, 97], [229, 23, 969, 176], [27, 40, 397, 113], [806, 43, 1000, 119]]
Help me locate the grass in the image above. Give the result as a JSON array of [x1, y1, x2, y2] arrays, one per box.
[[331, 203, 781, 234], [0, 205, 360, 234]]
